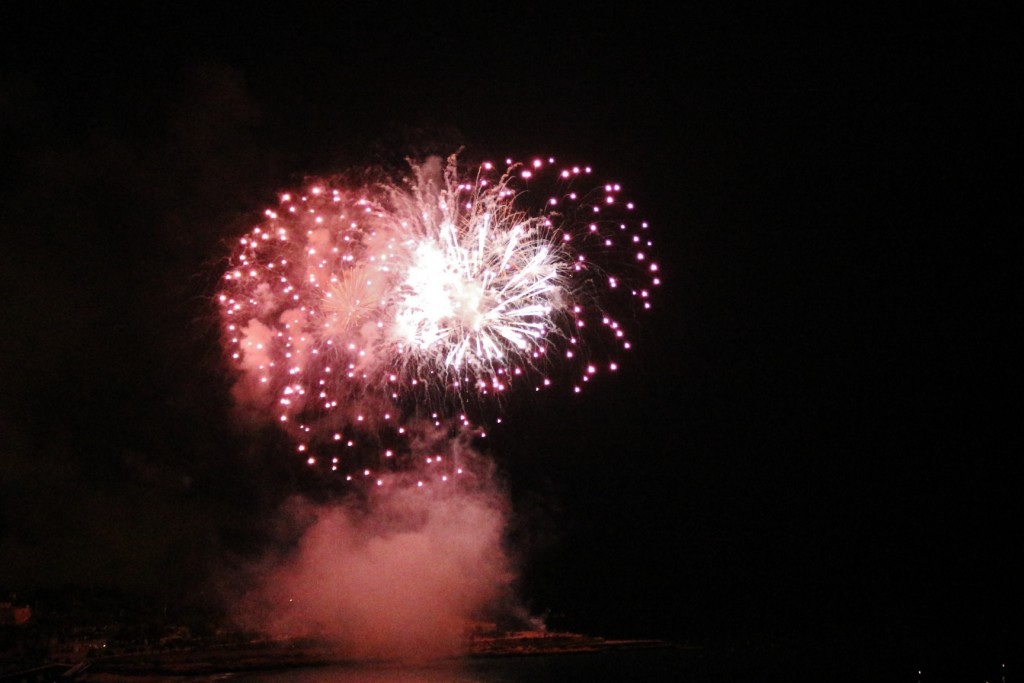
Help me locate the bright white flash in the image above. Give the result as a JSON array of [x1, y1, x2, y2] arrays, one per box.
[[392, 187, 569, 376]]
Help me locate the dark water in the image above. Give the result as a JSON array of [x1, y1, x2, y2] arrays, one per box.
[[230, 649, 701, 683], [223, 646, 1013, 683]]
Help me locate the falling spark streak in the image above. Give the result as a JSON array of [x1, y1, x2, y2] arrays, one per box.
[[219, 154, 659, 478]]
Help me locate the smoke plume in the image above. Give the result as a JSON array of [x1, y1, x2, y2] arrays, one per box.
[[232, 456, 516, 661]]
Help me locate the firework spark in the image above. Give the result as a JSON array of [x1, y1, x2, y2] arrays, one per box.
[[219, 154, 658, 478]]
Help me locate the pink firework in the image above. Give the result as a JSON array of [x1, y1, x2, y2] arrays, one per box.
[[218, 154, 659, 479]]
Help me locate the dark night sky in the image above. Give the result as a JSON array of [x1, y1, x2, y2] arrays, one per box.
[[1, 3, 1017, 662]]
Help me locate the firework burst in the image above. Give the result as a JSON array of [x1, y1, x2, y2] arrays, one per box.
[[218, 154, 659, 480]]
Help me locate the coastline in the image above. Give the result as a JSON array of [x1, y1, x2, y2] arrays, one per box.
[[71, 633, 675, 679]]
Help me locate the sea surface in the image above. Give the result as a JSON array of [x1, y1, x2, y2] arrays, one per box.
[[76, 645, 1011, 683], [217, 646, 1009, 683], [229, 649, 701, 683]]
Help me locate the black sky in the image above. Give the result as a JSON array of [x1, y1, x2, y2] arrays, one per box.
[[0, 3, 1017, 663]]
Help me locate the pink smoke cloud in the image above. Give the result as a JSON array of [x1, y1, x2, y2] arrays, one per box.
[[233, 467, 516, 661]]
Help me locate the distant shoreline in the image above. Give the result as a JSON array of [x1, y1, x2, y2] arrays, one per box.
[[73, 633, 676, 679]]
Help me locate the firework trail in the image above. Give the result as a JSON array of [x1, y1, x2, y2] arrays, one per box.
[[218, 153, 659, 482]]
